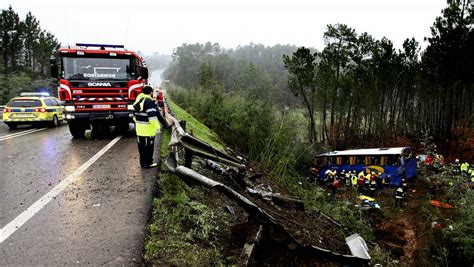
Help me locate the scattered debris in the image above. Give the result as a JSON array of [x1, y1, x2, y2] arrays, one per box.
[[429, 200, 453, 209], [224, 205, 235, 215], [241, 225, 263, 265], [346, 234, 371, 260]]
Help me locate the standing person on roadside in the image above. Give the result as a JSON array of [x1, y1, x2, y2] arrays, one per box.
[[133, 85, 162, 168], [156, 87, 165, 108]]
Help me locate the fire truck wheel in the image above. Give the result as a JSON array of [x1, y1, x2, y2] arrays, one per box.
[[115, 121, 130, 134], [69, 121, 86, 138]]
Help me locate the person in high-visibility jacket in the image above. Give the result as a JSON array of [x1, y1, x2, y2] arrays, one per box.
[[133, 86, 163, 168], [460, 162, 470, 174]]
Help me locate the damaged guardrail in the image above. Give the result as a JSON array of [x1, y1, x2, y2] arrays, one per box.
[[161, 101, 371, 265]]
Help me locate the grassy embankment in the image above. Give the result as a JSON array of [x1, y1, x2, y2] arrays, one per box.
[[144, 99, 231, 265]]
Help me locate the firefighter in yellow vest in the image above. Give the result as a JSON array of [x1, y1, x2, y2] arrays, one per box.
[[460, 162, 469, 174], [133, 86, 163, 168]]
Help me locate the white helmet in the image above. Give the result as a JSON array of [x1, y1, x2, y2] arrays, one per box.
[[455, 159, 460, 163]]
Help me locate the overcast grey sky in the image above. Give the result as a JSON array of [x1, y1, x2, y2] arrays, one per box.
[[2, 0, 447, 54]]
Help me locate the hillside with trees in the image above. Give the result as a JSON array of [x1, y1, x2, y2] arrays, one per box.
[[0, 6, 59, 104], [164, 1, 473, 163], [159, 3, 474, 264]]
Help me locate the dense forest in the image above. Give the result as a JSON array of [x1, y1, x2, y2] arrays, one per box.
[[165, 1, 473, 162], [0, 6, 60, 104]]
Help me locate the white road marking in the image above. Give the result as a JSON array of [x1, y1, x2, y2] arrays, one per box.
[[0, 128, 42, 139], [0, 128, 46, 141], [0, 135, 123, 243]]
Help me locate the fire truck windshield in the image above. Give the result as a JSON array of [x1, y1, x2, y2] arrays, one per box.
[[62, 57, 135, 80]]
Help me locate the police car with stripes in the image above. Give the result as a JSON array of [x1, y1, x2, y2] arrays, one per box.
[[2, 92, 63, 129]]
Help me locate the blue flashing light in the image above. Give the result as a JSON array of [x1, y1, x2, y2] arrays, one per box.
[[76, 43, 124, 49], [20, 92, 50, 97]]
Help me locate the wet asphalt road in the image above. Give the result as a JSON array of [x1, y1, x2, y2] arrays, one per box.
[[0, 120, 159, 265]]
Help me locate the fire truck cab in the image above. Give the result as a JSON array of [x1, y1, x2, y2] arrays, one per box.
[[50, 43, 148, 138]]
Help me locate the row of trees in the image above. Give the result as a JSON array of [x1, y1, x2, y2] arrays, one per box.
[[164, 42, 300, 105], [0, 6, 60, 104], [285, 1, 473, 153]]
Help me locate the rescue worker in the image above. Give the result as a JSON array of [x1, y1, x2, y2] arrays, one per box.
[[309, 167, 319, 182], [401, 178, 408, 193], [331, 178, 340, 198], [363, 178, 370, 195], [460, 162, 470, 174], [452, 159, 461, 174], [156, 88, 165, 108], [394, 186, 405, 209], [351, 171, 358, 187], [376, 172, 383, 190], [133, 86, 164, 168], [382, 174, 390, 189], [357, 174, 365, 194], [345, 170, 351, 186], [369, 179, 377, 197], [339, 170, 346, 184], [365, 172, 371, 181]]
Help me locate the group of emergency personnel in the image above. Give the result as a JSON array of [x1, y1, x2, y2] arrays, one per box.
[[317, 168, 410, 209], [451, 159, 474, 182], [132, 86, 168, 168]]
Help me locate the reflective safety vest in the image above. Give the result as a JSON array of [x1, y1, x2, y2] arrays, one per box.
[[370, 180, 376, 190], [351, 175, 357, 186], [461, 162, 469, 172], [133, 93, 160, 137], [395, 188, 404, 199]]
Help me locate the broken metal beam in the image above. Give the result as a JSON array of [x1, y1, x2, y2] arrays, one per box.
[[241, 225, 263, 266]]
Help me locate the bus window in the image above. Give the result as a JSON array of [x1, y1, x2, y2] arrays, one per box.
[[349, 156, 356, 165], [336, 157, 342, 165], [341, 156, 350, 165], [326, 157, 334, 165], [368, 156, 381, 165], [380, 156, 386, 165], [386, 155, 400, 166], [355, 156, 365, 165]]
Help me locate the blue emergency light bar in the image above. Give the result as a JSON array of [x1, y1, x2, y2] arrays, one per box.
[[20, 92, 50, 97], [76, 43, 125, 49]]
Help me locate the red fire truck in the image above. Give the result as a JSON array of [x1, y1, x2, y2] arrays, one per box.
[[50, 43, 148, 138]]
